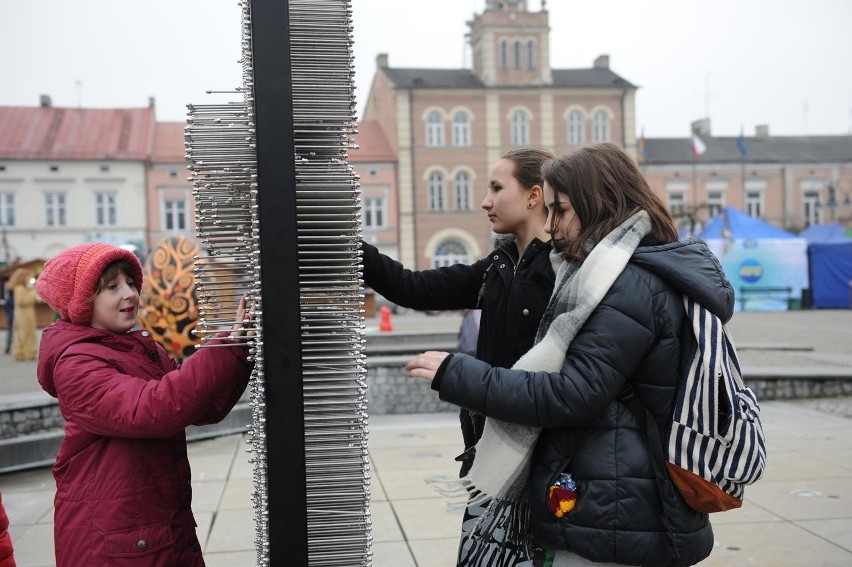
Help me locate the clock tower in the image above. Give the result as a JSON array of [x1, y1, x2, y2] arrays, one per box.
[[471, 0, 552, 86]]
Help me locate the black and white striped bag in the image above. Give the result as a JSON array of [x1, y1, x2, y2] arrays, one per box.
[[664, 297, 767, 513]]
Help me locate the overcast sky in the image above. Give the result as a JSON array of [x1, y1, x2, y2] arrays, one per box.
[[2, 0, 850, 138]]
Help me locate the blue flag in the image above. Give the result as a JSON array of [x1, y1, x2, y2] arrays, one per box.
[[737, 131, 748, 156]]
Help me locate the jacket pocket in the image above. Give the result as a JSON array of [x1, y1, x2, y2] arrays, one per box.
[[105, 522, 174, 558], [530, 456, 573, 521]]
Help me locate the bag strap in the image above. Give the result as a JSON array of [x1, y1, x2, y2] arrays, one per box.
[[621, 388, 680, 560]]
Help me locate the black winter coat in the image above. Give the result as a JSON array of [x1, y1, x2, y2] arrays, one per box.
[[361, 239, 555, 468], [432, 239, 733, 566]]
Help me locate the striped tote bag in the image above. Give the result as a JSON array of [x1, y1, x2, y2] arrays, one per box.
[[666, 297, 767, 513]]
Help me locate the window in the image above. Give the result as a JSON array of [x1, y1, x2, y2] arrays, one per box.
[[0, 193, 14, 227], [363, 196, 386, 228], [510, 110, 529, 146], [513, 40, 522, 69], [668, 193, 686, 218], [95, 192, 117, 227], [455, 171, 472, 211], [802, 190, 822, 227], [592, 110, 609, 143], [744, 180, 766, 218], [164, 199, 187, 231], [567, 110, 584, 146], [452, 112, 471, 147], [432, 239, 470, 268], [500, 40, 508, 69], [745, 191, 763, 218], [706, 191, 725, 218], [426, 111, 444, 147], [527, 40, 535, 70], [427, 171, 445, 211], [44, 192, 67, 227]]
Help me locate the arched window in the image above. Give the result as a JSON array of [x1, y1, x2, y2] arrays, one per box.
[[500, 40, 508, 69], [527, 40, 535, 70], [567, 110, 584, 146], [510, 110, 530, 146], [514, 40, 522, 69], [455, 171, 472, 211], [427, 171, 445, 211], [452, 111, 471, 147], [592, 109, 610, 143], [432, 239, 470, 268], [426, 111, 444, 147]]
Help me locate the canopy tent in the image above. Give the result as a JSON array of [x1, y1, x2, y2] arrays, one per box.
[[697, 207, 808, 311], [799, 224, 852, 308], [799, 222, 852, 244]]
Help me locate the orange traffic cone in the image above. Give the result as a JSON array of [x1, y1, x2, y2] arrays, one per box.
[[379, 305, 393, 332]]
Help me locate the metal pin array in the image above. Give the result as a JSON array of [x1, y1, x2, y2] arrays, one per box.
[[185, 1, 369, 565]]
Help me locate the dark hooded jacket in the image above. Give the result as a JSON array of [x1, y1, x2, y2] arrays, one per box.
[[37, 321, 252, 567], [361, 238, 555, 470], [432, 238, 733, 566]]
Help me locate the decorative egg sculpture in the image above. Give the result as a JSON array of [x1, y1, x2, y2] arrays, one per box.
[[138, 236, 201, 361]]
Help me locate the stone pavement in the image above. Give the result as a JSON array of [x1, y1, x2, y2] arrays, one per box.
[[2, 309, 852, 565]]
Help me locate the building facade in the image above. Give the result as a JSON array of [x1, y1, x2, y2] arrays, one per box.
[[0, 99, 154, 263], [641, 124, 852, 235], [148, 122, 195, 249], [359, 0, 637, 268]]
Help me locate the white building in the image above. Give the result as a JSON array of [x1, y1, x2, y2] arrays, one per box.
[[0, 97, 154, 263]]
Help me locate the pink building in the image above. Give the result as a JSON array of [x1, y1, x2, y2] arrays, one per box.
[[360, 0, 637, 268]]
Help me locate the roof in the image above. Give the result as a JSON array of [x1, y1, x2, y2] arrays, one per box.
[[0, 106, 155, 160], [799, 223, 852, 244], [381, 66, 635, 90], [350, 121, 395, 163], [643, 135, 852, 165], [152, 122, 187, 163]]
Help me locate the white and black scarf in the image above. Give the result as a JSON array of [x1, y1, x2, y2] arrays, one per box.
[[455, 211, 652, 565]]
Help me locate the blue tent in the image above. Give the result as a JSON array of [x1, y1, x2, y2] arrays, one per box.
[[799, 223, 851, 244], [800, 224, 852, 308], [697, 207, 807, 311], [698, 206, 796, 239]]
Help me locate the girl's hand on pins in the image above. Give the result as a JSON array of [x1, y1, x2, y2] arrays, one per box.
[[405, 351, 451, 383], [229, 294, 258, 341]]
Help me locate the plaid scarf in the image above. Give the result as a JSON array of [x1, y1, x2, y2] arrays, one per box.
[[457, 211, 652, 564]]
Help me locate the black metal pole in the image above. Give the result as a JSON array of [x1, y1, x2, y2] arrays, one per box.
[[249, 0, 308, 564]]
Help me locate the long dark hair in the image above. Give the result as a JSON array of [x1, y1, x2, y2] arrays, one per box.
[[542, 143, 678, 261]]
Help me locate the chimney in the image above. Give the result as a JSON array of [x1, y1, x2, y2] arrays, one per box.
[[593, 54, 610, 69], [691, 118, 711, 137], [148, 96, 156, 108], [755, 124, 769, 138], [39, 94, 52, 107], [376, 53, 388, 69]]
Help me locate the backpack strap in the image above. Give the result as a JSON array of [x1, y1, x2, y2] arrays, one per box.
[[620, 387, 680, 560]]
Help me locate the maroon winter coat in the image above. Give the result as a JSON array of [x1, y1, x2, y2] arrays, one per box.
[[37, 320, 252, 567], [0, 491, 15, 567]]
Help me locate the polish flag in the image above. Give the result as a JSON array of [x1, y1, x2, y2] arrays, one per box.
[[691, 134, 707, 158]]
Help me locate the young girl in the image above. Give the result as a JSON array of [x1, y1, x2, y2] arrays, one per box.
[[363, 147, 554, 565], [407, 143, 732, 566], [35, 242, 254, 567]]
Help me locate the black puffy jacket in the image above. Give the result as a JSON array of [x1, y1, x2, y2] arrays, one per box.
[[361, 238, 555, 467], [433, 239, 733, 566]]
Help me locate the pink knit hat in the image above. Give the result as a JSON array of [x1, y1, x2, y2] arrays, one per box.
[[36, 243, 144, 325]]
